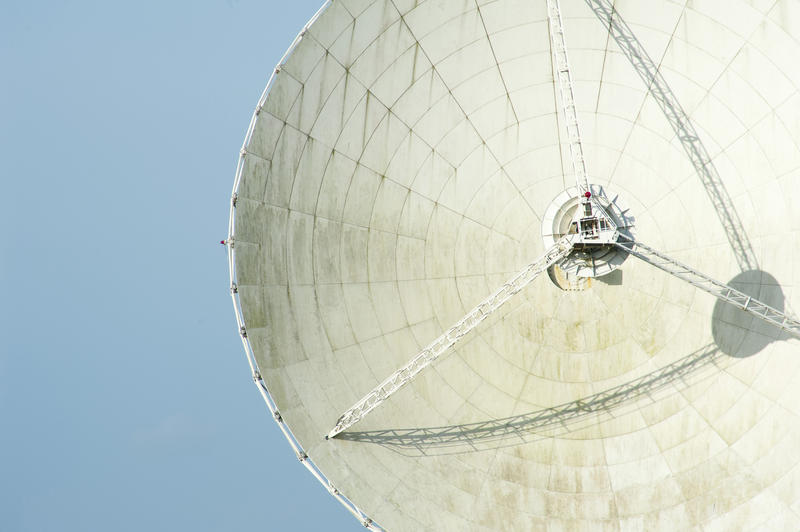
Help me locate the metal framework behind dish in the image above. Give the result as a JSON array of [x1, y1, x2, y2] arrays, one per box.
[[225, 2, 383, 529]]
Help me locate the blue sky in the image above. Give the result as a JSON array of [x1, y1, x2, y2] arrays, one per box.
[[2, 1, 359, 530]]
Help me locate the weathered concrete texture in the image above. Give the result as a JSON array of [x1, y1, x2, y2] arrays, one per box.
[[234, 0, 800, 529]]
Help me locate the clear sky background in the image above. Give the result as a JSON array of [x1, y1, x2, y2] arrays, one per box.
[[2, 1, 360, 530]]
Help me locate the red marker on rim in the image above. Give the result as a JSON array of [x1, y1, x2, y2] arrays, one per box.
[[584, 191, 591, 198]]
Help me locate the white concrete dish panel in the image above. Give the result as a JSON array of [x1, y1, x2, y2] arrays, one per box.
[[230, 0, 800, 529]]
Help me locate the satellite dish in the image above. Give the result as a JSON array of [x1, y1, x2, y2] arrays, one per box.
[[227, 0, 800, 529]]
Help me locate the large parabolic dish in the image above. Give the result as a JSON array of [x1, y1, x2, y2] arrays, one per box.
[[227, 0, 800, 529]]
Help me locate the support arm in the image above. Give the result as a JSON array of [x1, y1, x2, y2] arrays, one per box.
[[615, 237, 800, 338], [326, 235, 576, 438], [547, 0, 590, 196], [547, 0, 617, 240]]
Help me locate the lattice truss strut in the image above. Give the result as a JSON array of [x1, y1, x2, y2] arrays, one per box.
[[546, 0, 617, 242], [547, 0, 589, 195], [615, 237, 800, 338], [327, 235, 576, 438]]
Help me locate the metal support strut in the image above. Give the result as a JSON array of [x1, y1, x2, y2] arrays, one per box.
[[615, 236, 800, 338], [546, 0, 617, 244], [547, 0, 590, 196], [327, 235, 576, 438]]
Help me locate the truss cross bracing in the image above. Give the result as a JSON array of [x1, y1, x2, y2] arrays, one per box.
[[615, 237, 800, 338], [327, 235, 576, 438], [547, 0, 590, 196]]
